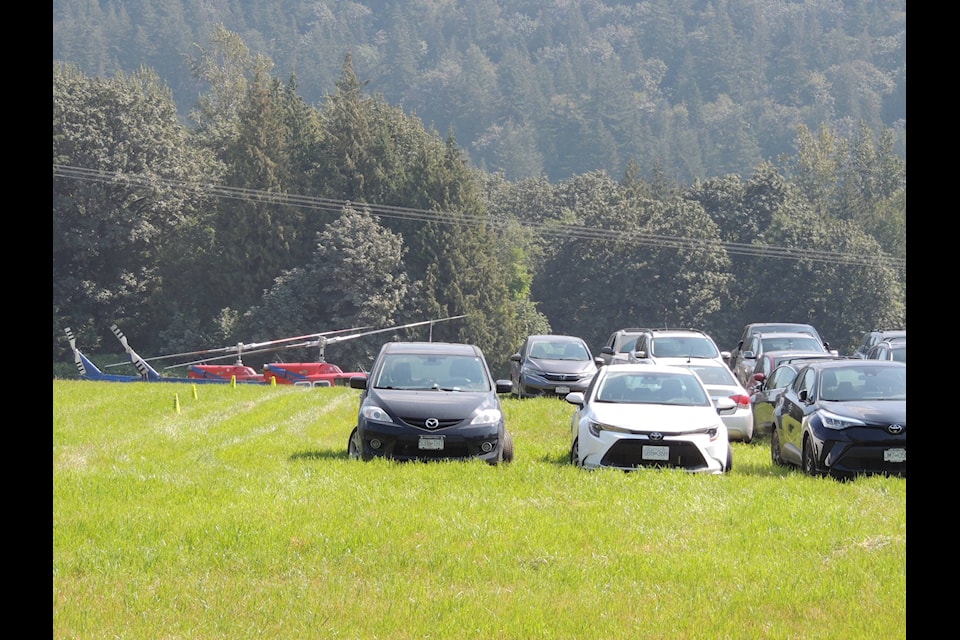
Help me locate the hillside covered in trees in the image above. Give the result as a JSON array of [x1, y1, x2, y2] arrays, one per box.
[[53, 0, 906, 184]]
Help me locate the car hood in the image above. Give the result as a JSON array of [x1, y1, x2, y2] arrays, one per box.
[[587, 403, 723, 433], [529, 358, 596, 374], [367, 388, 499, 420], [820, 400, 906, 423]]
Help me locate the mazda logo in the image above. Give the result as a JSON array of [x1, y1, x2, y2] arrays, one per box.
[[425, 417, 439, 429], [887, 424, 903, 434], [649, 432, 664, 440]]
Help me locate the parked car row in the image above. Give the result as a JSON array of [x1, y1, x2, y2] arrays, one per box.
[[344, 322, 905, 479]]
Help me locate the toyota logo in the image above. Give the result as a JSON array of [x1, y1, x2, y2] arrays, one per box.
[[887, 424, 903, 434], [649, 432, 664, 440], [425, 417, 439, 429]]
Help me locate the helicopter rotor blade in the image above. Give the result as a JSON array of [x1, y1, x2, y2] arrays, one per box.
[[104, 325, 375, 368]]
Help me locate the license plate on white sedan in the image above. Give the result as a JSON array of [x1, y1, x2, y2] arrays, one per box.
[[642, 445, 670, 461], [555, 386, 571, 395], [419, 436, 445, 450], [883, 448, 905, 462]]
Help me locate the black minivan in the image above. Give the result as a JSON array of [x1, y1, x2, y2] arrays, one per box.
[[348, 342, 514, 464]]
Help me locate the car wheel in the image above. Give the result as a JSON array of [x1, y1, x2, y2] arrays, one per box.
[[501, 430, 515, 463], [724, 446, 733, 472], [570, 438, 582, 466], [802, 438, 823, 477], [770, 428, 784, 466], [348, 427, 363, 460]]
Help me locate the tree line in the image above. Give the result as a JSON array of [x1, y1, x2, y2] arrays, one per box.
[[52, 0, 906, 185], [53, 28, 905, 378]]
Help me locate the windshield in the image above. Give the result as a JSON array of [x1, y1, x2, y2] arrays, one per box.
[[530, 340, 589, 361], [819, 366, 906, 401], [596, 371, 709, 406], [374, 355, 490, 391], [760, 336, 823, 352], [651, 337, 718, 359]]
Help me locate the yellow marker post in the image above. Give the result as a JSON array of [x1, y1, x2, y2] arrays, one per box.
[[192, 384, 198, 400], [231, 375, 237, 388], [174, 393, 181, 414]]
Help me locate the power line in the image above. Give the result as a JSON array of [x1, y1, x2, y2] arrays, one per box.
[[52, 164, 905, 270]]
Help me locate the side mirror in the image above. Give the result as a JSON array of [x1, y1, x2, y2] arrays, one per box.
[[349, 375, 368, 390], [510, 353, 521, 362], [798, 389, 809, 403], [495, 379, 512, 394], [565, 391, 585, 406]]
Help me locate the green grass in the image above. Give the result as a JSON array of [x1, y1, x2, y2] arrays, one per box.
[[53, 380, 906, 639]]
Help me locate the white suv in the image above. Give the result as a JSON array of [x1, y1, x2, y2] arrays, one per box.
[[627, 328, 730, 367]]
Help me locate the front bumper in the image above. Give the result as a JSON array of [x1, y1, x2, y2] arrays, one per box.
[[356, 418, 504, 463]]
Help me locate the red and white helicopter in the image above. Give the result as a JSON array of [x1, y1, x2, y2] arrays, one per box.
[[66, 316, 466, 387]]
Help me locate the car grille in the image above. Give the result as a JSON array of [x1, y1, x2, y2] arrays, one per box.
[[393, 439, 472, 459], [601, 440, 709, 470], [832, 444, 906, 476], [399, 417, 463, 430], [543, 373, 584, 382]]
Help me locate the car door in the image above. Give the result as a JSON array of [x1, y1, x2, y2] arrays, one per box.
[[509, 338, 530, 389], [752, 364, 798, 432], [734, 336, 759, 387], [776, 367, 817, 464]]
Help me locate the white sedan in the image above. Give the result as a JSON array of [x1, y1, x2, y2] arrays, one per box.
[[675, 360, 755, 443], [566, 364, 733, 474]]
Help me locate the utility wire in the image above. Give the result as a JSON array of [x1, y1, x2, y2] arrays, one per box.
[[53, 164, 905, 270]]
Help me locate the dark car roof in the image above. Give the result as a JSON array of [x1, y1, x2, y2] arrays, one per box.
[[379, 341, 482, 356], [762, 350, 839, 363], [746, 322, 819, 333], [799, 359, 905, 372], [526, 334, 586, 343]]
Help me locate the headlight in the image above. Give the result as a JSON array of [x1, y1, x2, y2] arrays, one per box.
[[521, 364, 544, 377], [818, 409, 865, 430], [587, 420, 633, 436], [470, 409, 502, 425], [360, 404, 394, 424]]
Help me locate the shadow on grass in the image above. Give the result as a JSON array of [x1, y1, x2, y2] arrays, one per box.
[[290, 448, 348, 461]]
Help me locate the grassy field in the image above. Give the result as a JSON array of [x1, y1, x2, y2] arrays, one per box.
[[53, 380, 906, 639]]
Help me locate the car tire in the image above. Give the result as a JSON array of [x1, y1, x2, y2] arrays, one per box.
[[501, 430, 515, 463], [570, 438, 582, 466], [348, 427, 364, 460], [771, 427, 785, 466], [802, 438, 824, 477]]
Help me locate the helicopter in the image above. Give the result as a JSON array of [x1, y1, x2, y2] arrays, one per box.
[[66, 316, 467, 387]]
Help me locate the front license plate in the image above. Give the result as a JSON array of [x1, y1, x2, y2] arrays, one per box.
[[419, 436, 445, 450], [555, 386, 571, 395], [642, 445, 670, 461], [883, 448, 905, 462]]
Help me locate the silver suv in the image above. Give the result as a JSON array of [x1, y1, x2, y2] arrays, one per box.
[[598, 328, 648, 366], [627, 328, 730, 367]]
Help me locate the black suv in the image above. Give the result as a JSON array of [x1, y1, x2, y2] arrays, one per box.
[[598, 328, 649, 366], [348, 341, 514, 464]]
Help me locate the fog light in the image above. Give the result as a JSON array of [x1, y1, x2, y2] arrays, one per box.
[[480, 441, 493, 453], [370, 438, 382, 449]]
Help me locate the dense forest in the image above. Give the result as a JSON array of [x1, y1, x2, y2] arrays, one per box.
[[52, 3, 906, 377], [53, 0, 906, 184]]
